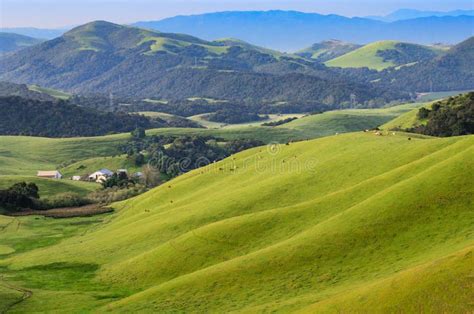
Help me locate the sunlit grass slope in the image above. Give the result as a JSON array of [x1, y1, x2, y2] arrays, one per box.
[[28, 85, 71, 100], [1, 132, 472, 312], [325, 41, 400, 70], [325, 40, 441, 71], [281, 103, 424, 137], [381, 102, 436, 131], [0, 104, 419, 176]]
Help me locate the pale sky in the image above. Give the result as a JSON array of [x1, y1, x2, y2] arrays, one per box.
[[1, 0, 473, 28]]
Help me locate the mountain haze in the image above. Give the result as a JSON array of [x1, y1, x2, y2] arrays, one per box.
[[369, 9, 474, 22]]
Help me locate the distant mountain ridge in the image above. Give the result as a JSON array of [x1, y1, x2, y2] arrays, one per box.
[[0, 21, 402, 106], [0, 32, 44, 55], [2, 10, 472, 52], [368, 9, 474, 22], [0, 27, 65, 40], [134, 11, 474, 51]]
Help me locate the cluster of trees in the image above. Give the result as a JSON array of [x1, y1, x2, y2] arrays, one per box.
[[0, 81, 55, 101], [409, 92, 474, 137], [376, 43, 438, 66], [0, 182, 93, 213], [121, 134, 264, 179], [262, 117, 298, 127], [0, 96, 160, 137], [0, 182, 39, 212], [207, 108, 267, 124], [102, 172, 138, 188]]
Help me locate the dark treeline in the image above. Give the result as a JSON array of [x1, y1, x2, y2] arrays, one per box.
[[0, 182, 40, 212], [0, 96, 159, 137], [262, 117, 299, 127], [377, 42, 438, 66], [207, 108, 268, 124], [125, 99, 336, 117], [408, 92, 474, 137]]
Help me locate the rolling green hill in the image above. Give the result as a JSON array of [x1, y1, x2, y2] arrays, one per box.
[[280, 103, 424, 136], [0, 21, 402, 104], [0, 103, 420, 176], [0, 132, 472, 312], [381, 104, 431, 131], [28, 85, 71, 100], [296, 40, 361, 62], [325, 40, 442, 71]]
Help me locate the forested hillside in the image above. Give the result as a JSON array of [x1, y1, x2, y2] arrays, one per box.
[[376, 37, 474, 91], [0, 21, 405, 106], [0, 32, 43, 55], [408, 92, 474, 136], [0, 96, 158, 137]]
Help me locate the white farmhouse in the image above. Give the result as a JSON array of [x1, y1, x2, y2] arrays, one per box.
[[88, 169, 114, 183]]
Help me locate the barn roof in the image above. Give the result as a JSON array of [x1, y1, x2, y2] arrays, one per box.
[[37, 171, 61, 176]]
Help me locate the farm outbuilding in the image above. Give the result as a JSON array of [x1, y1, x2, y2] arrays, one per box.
[[37, 170, 63, 179]]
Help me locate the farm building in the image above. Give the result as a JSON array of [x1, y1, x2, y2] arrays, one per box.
[[37, 171, 62, 179], [72, 176, 82, 181], [88, 169, 114, 182]]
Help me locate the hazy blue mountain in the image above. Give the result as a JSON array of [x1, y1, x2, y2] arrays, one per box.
[[368, 9, 474, 22], [134, 11, 474, 51], [0, 27, 66, 40], [0, 32, 44, 55]]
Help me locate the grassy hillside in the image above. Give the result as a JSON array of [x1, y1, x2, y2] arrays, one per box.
[[0, 21, 404, 104], [0, 132, 472, 312], [0, 176, 98, 198], [280, 103, 424, 136], [325, 40, 441, 71], [381, 104, 430, 131], [296, 40, 361, 62], [0, 104, 420, 176], [28, 85, 71, 100]]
